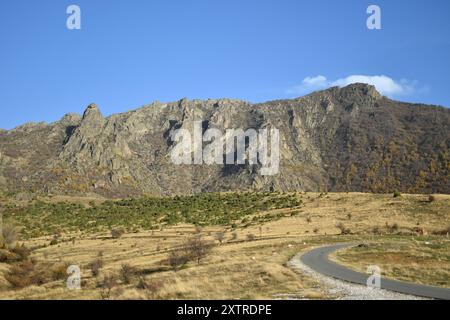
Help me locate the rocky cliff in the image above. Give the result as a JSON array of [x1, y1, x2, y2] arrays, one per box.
[[1, 83, 449, 197]]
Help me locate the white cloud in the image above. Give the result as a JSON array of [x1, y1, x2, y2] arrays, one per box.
[[287, 75, 420, 97]]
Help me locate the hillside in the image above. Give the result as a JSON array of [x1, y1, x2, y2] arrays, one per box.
[[0, 83, 449, 197]]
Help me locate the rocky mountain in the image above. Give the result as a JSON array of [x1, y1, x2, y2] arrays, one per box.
[[0, 83, 449, 197]]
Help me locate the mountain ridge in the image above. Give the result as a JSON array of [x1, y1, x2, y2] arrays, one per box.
[[1, 83, 449, 197]]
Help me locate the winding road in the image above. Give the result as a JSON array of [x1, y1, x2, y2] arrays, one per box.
[[300, 243, 450, 300]]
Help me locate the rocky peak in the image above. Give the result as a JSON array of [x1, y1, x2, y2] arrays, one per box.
[[59, 113, 82, 127], [79, 103, 105, 133], [83, 103, 103, 119], [339, 83, 382, 100], [178, 98, 189, 109]]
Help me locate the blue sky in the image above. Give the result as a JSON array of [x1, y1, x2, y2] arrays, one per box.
[[1, 0, 449, 129]]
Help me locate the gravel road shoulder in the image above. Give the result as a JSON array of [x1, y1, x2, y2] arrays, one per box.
[[288, 252, 425, 300]]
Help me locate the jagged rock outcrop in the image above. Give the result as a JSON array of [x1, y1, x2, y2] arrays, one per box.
[[0, 83, 449, 197]]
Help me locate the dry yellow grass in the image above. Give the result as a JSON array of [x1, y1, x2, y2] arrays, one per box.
[[0, 192, 449, 299], [332, 238, 450, 288]]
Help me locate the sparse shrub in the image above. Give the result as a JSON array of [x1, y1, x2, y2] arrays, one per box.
[[0, 249, 9, 262], [347, 213, 352, 220], [89, 258, 104, 277], [10, 244, 31, 261], [4, 259, 56, 289], [306, 217, 312, 223], [214, 231, 225, 244], [49, 235, 59, 246], [136, 277, 164, 297], [0, 243, 30, 264], [168, 249, 189, 271], [246, 233, 256, 241], [393, 191, 401, 198], [428, 195, 436, 203], [313, 228, 319, 234], [145, 279, 164, 296], [51, 262, 71, 281], [432, 225, 450, 236], [387, 223, 399, 233], [111, 228, 125, 239], [119, 264, 134, 284], [183, 235, 213, 265], [136, 276, 149, 290], [99, 275, 117, 300], [5, 260, 39, 289], [336, 222, 351, 235], [372, 226, 381, 235], [1, 222, 22, 249]]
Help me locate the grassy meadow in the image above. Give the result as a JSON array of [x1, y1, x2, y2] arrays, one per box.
[[0, 191, 449, 299]]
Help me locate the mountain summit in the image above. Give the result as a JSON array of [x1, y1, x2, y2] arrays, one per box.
[[0, 84, 449, 197]]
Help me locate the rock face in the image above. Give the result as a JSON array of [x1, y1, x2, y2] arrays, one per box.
[[0, 83, 449, 197]]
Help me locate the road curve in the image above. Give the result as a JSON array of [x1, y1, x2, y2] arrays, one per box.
[[300, 243, 450, 300]]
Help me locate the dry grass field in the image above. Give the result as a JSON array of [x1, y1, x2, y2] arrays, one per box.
[[332, 238, 450, 288], [0, 192, 449, 300]]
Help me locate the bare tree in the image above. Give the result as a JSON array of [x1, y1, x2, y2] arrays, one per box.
[[183, 235, 213, 265]]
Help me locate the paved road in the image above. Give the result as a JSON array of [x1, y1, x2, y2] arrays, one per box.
[[301, 243, 450, 300]]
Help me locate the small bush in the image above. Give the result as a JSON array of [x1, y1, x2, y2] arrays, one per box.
[[10, 244, 31, 261], [51, 262, 71, 281], [246, 234, 256, 241], [336, 222, 351, 235], [195, 226, 203, 234], [119, 264, 134, 284], [89, 258, 104, 277], [214, 232, 225, 244], [387, 223, 399, 233], [393, 191, 401, 198], [111, 228, 125, 239], [136, 277, 164, 297], [432, 225, 450, 236], [99, 275, 117, 300], [1, 222, 22, 249], [49, 235, 59, 246], [183, 235, 213, 265], [4, 259, 56, 289], [372, 226, 381, 235], [168, 249, 189, 271], [136, 276, 149, 290], [428, 195, 436, 203], [145, 279, 164, 296], [5, 260, 38, 289]]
